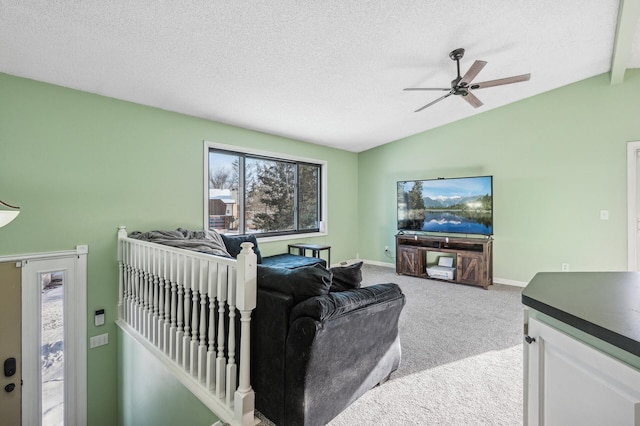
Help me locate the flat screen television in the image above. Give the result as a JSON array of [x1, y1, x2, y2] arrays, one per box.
[[397, 175, 493, 236]]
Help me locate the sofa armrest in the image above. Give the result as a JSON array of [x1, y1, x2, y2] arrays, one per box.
[[284, 283, 405, 426], [251, 288, 297, 424], [289, 283, 403, 324]]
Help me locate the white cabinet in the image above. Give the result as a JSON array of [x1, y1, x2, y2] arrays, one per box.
[[526, 318, 640, 426]]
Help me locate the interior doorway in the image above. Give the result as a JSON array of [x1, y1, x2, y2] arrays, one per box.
[[627, 141, 640, 271]]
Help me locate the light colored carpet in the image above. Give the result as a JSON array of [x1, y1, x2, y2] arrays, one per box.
[[329, 345, 522, 426], [258, 263, 524, 426]]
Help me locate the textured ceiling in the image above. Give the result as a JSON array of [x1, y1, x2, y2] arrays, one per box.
[[1, 1, 639, 152]]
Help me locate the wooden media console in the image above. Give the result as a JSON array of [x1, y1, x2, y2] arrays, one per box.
[[395, 234, 493, 289]]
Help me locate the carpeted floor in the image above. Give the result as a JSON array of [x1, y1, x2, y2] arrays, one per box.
[[258, 263, 524, 425]]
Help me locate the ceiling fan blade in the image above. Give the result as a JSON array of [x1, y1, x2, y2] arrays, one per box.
[[460, 60, 487, 85], [470, 73, 531, 89], [414, 92, 453, 112], [403, 87, 451, 91], [461, 91, 483, 108]]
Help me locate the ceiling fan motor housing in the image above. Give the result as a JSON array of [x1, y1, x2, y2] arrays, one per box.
[[453, 86, 469, 96]]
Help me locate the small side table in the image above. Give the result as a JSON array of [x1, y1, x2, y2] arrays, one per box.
[[288, 243, 331, 267]]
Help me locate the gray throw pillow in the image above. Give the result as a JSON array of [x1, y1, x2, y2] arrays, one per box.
[[257, 263, 332, 303], [221, 233, 263, 263], [329, 261, 363, 292]]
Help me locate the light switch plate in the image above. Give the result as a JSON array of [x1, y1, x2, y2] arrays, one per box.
[[90, 333, 108, 348]]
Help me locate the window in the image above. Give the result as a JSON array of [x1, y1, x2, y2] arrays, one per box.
[[41, 270, 65, 425], [205, 143, 326, 238]]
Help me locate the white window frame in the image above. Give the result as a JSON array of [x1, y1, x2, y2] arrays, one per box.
[[204, 141, 328, 241]]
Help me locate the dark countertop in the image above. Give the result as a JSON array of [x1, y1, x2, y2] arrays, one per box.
[[522, 272, 640, 357]]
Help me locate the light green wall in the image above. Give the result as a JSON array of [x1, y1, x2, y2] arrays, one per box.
[[118, 329, 219, 426], [358, 70, 640, 283], [0, 73, 358, 425]]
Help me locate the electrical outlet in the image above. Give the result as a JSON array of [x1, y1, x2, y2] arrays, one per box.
[[384, 245, 390, 253], [561, 263, 570, 272]]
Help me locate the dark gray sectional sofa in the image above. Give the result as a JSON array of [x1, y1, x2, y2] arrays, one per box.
[[225, 239, 406, 426]]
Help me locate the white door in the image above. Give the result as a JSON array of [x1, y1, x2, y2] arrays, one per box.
[[627, 141, 640, 270], [20, 252, 87, 426], [526, 318, 640, 426], [636, 150, 640, 270]]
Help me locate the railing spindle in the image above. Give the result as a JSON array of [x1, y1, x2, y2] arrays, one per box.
[[169, 251, 178, 358], [216, 264, 228, 399], [226, 268, 237, 407], [183, 256, 192, 371], [198, 259, 208, 383], [189, 259, 200, 376], [206, 261, 218, 391], [176, 253, 185, 365], [163, 250, 171, 354]]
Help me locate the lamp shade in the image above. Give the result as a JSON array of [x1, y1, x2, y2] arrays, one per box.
[[0, 210, 19, 228]]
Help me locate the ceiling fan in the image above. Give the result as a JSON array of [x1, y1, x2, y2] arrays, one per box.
[[404, 48, 531, 112]]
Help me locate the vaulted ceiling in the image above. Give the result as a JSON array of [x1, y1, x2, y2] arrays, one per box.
[[1, 1, 638, 152]]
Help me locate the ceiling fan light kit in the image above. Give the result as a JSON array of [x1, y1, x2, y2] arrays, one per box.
[[404, 48, 531, 112]]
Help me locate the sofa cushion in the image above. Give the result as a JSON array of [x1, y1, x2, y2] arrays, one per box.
[[221, 233, 263, 263], [290, 283, 404, 323], [261, 253, 326, 269], [257, 263, 332, 303], [329, 261, 364, 292]]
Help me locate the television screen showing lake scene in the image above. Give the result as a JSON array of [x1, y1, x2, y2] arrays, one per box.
[[397, 176, 493, 235]]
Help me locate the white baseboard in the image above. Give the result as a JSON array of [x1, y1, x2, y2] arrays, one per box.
[[330, 259, 393, 268], [361, 259, 395, 268], [492, 277, 527, 288], [357, 259, 527, 288]]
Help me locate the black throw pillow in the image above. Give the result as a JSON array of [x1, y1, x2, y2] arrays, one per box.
[[329, 261, 364, 292], [221, 234, 263, 264], [257, 263, 332, 303]]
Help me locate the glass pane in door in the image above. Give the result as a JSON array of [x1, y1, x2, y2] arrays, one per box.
[[41, 271, 64, 426]]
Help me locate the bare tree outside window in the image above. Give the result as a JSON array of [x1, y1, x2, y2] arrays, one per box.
[[209, 167, 231, 189]]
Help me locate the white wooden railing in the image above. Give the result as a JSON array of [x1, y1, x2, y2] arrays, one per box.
[[116, 226, 257, 426]]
